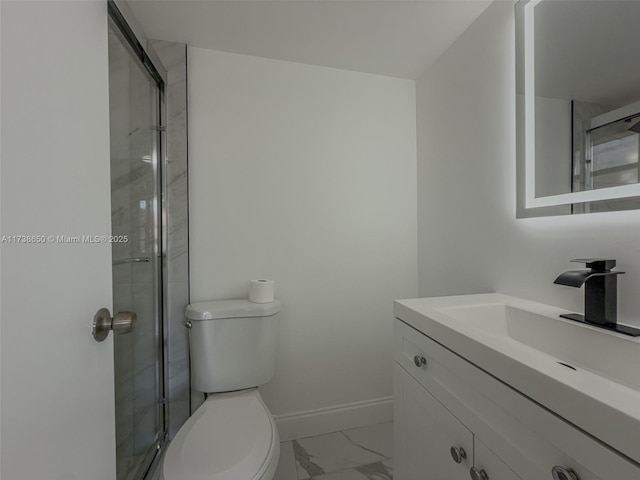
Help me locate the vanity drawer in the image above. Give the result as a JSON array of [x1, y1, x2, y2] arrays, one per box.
[[394, 317, 458, 400], [393, 318, 640, 480]]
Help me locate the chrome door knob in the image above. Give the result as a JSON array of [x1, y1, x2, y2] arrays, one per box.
[[552, 466, 580, 480], [112, 311, 137, 335], [413, 355, 427, 368], [92, 307, 137, 342], [450, 446, 466, 464], [470, 467, 489, 480]]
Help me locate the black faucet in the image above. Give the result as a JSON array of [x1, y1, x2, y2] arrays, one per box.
[[554, 259, 639, 336]]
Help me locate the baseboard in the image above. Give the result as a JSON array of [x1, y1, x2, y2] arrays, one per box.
[[274, 396, 394, 442]]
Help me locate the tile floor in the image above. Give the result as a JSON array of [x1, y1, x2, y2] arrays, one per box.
[[274, 422, 393, 480]]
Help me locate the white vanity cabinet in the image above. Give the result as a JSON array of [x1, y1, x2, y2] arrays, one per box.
[[393, 318, 640, 480], [395, 364, 521, 480], [472, 438, 522, 480], [394, 364, 474, 479]]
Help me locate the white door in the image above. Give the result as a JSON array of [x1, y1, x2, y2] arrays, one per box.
[[1, 1, 116, 479], [394, 363, 474, 480]]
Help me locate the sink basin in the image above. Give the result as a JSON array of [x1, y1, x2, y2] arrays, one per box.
[[437, 303, 640, 391], [394, 293, 640, 464]]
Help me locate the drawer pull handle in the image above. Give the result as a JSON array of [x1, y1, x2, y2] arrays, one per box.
[[552, 466, 580, 480], [450, 446, 466, 463], [470, 467, 489, 480], [413, 355, 427, 368]]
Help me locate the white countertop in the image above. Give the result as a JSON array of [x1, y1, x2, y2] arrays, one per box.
[[394, 293, 640, 464]]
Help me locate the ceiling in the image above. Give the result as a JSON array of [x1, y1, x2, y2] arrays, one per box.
[[127, 0, 492, 79]]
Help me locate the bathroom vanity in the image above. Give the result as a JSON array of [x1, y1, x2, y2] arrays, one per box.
[[393, 294, 640, 480]]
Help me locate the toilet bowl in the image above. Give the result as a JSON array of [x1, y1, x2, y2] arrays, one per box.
[[162, 299, 282, 480], [162, 389, 279, 480]]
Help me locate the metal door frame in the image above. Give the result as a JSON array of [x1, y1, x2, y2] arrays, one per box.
[[108, 1, 169, 478]]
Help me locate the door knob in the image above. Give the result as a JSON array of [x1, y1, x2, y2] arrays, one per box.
[[470, 467, 489, 480], [413, 355, 427, 368], [92, 307, 137, 342], [552, 466, 580, 480], [450, 446, 467, 463]]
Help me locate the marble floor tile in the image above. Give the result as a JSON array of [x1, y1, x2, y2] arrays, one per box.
[[275, 441, 298, 480], [308, 459, 393, 480], [307, 470, 368, 480], [294, 432, 387, 479], [355, 459, 393, 480], [342, 422, 393, 459]]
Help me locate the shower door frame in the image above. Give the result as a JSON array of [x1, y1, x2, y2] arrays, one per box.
[[108, 1, 170, 478]]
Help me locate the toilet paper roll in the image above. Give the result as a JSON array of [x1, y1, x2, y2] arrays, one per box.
[[249, 279, 275, 303]]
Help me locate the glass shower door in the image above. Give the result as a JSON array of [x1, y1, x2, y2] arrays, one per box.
[[108, 19, 166, 480]]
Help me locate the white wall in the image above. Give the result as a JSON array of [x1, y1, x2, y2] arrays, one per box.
[[417, 1, 640, 328], [188, 47, 418, 426]]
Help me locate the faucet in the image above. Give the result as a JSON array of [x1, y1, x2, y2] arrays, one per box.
[[554, 259, 639, 337]]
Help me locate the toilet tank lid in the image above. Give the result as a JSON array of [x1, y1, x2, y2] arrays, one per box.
[[186, 299, 281, 321]]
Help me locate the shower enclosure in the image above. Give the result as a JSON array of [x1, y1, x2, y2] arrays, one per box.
[[108, 5, 167, 479]]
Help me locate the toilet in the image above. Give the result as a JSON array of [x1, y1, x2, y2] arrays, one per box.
[[162, 299, 282, 480]]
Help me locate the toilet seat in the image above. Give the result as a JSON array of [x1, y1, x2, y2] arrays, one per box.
[[162, 389, 279, 480]]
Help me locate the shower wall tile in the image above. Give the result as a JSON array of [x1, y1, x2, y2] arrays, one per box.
[[109, 45, 132, 166], [131, 282, 158, 372], [113, 282, 134, 312], [132, 257, 154, 285], [150, 40, 191, 438], [168, 224, 189, 284], [166, 280, 190, 423]]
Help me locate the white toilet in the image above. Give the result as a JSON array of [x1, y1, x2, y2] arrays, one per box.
[[162, 299, 282, 480]]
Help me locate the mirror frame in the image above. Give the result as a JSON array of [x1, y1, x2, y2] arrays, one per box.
[[516, 0, 640, 216]]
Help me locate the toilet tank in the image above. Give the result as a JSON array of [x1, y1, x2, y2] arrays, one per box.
[[186, 299, 281, 393]]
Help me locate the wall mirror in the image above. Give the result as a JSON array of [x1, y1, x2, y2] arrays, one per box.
[[516, 0, 640, 216]]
